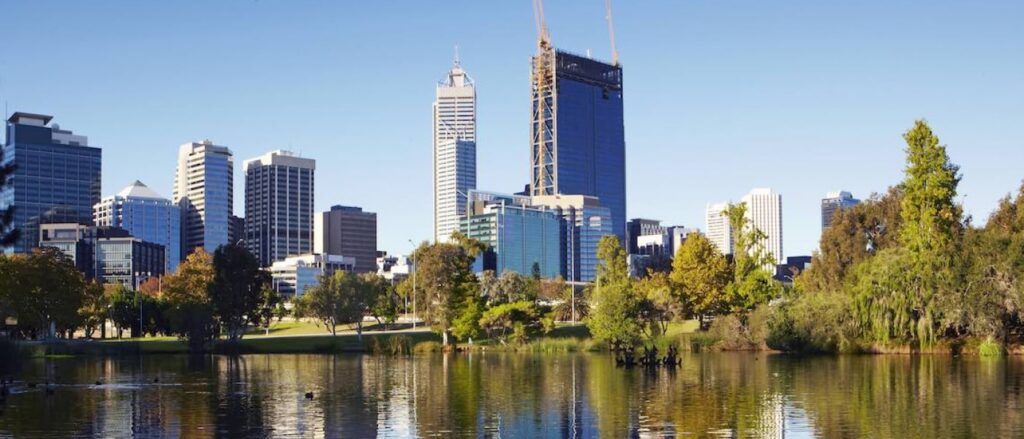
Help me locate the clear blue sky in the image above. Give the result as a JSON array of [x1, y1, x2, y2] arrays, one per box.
[[3, 1, 1022, 258]]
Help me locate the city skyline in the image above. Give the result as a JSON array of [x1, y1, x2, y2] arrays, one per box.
[[2, 1, 1022, 258]]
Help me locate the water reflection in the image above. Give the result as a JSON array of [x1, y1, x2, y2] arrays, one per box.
[[1, 353, 1023, 437]]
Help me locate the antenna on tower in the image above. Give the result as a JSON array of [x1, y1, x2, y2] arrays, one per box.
[[454, 44, 460, 67], [605, 0, 619, 66]]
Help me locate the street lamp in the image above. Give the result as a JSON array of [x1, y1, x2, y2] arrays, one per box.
[[408, 239, 417, 329]]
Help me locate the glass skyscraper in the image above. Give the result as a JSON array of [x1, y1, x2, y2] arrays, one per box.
[[531, 194, 612, 283], [460, 203, 560, 278], [94, 180, 182, 273], [244, 150, 315, 267], [1, 112, 101, 254], [174, 140, 233, 258], [821, 191, 860, 230], [531, 49, 626, 243]]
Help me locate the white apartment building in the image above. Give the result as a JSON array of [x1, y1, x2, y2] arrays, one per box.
[[705, 202, 733, 256], [173, 140, 233, 257], [741, 188, 783, 265]]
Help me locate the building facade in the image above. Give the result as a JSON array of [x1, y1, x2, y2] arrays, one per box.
[[531, 194, 613, 283], [705, 202, 733, 256], [39, 223, 165, 286], [270, 253, 355, 297], [741, 188, 784, 265], [626, 218, 664, 254], [314, 205, 377, 274], [94, 180, 181, 273], [173, 140, 233, 258], [821, 191, 860, 229], [244, 150, 315, 267], [2, 113, 101, 254], [433, 55, 477, 243], [461, 203, 561, 278], [530, 49, 627, 244]]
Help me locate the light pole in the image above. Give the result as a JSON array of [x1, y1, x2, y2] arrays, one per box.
[[408, 239, 417, 329]]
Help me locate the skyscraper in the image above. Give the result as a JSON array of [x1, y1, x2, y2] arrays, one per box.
[[1, 112, 101, 254], [530, 47, 626, 243], [433, 53, 477, 243], [94, 180, 182, 272], [173, 140, 233, 258], [243, 150, 315, 267], [821, 191, 860, 229], [705, 202, 733, 256], [460, 203, 561, 278], [741, 188, 783, 265], [314, 205, 377, 274], [531, 194, 613, 283]]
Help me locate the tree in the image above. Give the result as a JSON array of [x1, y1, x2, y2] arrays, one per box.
[[298, 271, 366, 337], [634, 271, 676, 337], [412, 232, 483, 346], [253, 287, 282, 332], [78, 281, 108, 338], [480, 271, 534, 306], [553, 283, 589, 322], [587, 236, 645, 349], [0, 147, 18, 246], [0, 248, 86, 338], [107, 284, 139, 338], [479, 301, 546, 344], [365, 274, 399, 329], [211, 243, 271, 341], [162, 249, 216, 350], [670, 232, 730, 329], [799, 187, 904, 293], [724, 203, 783, 314]]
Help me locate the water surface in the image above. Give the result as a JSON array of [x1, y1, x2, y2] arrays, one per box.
[[1, 352, 1022, 438]]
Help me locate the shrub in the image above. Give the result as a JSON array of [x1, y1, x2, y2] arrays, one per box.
[[413, 341, 442, 353], [766, 291, 861, 353], [979, 337, 1002, 357]]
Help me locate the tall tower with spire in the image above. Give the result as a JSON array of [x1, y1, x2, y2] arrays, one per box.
[[433, 49, 477, 242]]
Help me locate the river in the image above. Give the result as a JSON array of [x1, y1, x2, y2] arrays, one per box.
[[1, 352, 1022, 437]]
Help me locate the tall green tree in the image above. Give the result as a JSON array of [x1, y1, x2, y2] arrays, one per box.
[[587, 236, 645, 349], [211, 243, 272, 341], [162, 249, 216, 350], [0, 248, 86, 338], [670, 232, 730, 329], [724, 203, 782, 313], [413, 232, 483, 346]]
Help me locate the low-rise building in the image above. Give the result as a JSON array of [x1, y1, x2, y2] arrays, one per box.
[[269, 253, 355, 298], [39, 223, 165, 286]]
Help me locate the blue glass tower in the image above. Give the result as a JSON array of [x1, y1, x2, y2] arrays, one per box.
[[1, 112, 101, 254], [94, 181, 182, 273], [531, 49, 626, 243], [461, 203, 561, 278]]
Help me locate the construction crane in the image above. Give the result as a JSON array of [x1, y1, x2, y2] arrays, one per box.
[[606, 0, 619, 65], [533, 0, 550, 48]]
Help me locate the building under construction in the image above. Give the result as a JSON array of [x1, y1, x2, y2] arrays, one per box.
[[529, 2, 627, 244]]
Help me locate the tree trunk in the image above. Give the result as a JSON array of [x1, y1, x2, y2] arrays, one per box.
[[357, 321, 363, 341], [442, 330, 449, 346]]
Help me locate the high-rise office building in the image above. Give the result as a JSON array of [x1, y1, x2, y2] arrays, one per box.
[[2, 113, 101, 254], [94, 180, 181, 273], [531, 194, 613, 283], [433, 53, 477, 243], [741, 188, 784, 265], [314, 205, 377, 274], [705, 202, 733, 256], [173, 140, 233, 258], [821, 191, 860, 229], [244, 150, 315, 267], [460, 203, 561, 278], [530, 48, 626, 243], [627, 218, 665, 254]]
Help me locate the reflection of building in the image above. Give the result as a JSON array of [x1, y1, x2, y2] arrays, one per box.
[[433, 54, 477, 243], [705, 202, 733, 256], [2, 112, 102, 254], [94, 180, 181, 273], [314, 205, 378, 274], [741, 188, 784, 265], [531, 194, 612, 283], [244, 150, 315, 266], [174, 140, 233, 257], [270, 253, 355, 297], [821, 191, 860, 229], [39, 223, 165, 286], [461, 203, 560, 278], [530, 49, 627, 243]]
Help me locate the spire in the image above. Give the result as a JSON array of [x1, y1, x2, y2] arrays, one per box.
[[453, 44, 460, 67]]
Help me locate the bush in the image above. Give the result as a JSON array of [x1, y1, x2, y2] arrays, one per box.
[[413, 341, 443, 353], [979, 337, 1002, 357], [766, 291, 861, 353], [707, 314, 762, 350]]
